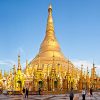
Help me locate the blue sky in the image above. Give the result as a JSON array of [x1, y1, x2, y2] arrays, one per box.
[[0, 0, 100, 75]]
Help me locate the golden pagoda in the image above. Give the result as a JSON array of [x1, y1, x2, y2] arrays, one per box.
[[0, 4, 99, 94], [25, 4, 79, 93]]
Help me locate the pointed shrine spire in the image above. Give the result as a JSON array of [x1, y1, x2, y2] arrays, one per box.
[[17, 54, 21, 70], [87, 66, 89, 75], [13, 64, 16, 74], [26, 59, 28, 69], [93, 62, 95, 67], [80, 64, 83, 77]]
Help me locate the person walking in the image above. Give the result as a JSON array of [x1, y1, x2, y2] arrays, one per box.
[[22, 87, 25, 97], [82, 88, 86, 100], [38, 87, 41, 95], [69, 88, 74, 100], [90, 88, 93, 96], [25, 88, 29, 98]]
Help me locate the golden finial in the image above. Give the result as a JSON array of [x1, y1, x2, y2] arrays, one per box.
[[18, 54, 20, 66], [48, 4, 52, 10], [48, 4, 52, 14]]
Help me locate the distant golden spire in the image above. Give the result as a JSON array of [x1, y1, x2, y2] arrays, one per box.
[[87, 66, 89, 75], [80, 64, 83, 77], [26, 59, 28, 68], [13, 64, 16, 74], [86, 66, 89, 80], [17, 54, 21, 70]]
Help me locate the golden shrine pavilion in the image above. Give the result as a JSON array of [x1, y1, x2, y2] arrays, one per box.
[[0, 4, 100, 94]]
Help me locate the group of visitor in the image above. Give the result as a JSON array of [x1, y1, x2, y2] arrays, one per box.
[[22, 86, 93, 99], [22, 87, 41, 98], [69, 87, 93, 100]]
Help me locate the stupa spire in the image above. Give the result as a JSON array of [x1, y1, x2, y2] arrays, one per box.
[[39, 4, 61, 56], [87, 66, 89, 75], [17, 54, 21, 70], [13, 65, 16, 75], [26, 59, 28, 68], [46, 4, 54, 37]]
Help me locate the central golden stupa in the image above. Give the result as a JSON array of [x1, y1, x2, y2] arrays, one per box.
[[25, 4, 79, 93], [31, 4, 66, 64]]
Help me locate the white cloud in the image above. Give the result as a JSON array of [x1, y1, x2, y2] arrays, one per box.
[[72, 59, 100, 76], [0, 60, 16, 74], [0, 60, 15, 66], [72, 59, 92, 69]]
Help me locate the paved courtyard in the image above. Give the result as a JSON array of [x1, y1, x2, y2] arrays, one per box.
[[0, 92, 100, 100]]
